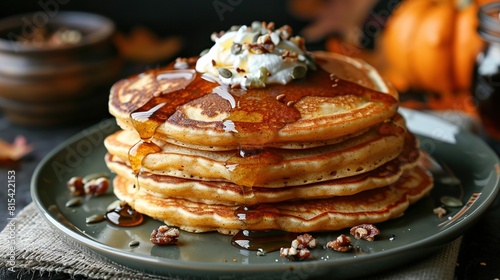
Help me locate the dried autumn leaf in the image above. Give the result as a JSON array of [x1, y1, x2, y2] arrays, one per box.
[[114, 26, 183, 63], [0, 135, 33, 161]]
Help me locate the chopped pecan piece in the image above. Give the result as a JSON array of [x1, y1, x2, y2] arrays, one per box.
[[276, 25, 292, 40], [433, 206, 447, 218], [280, 247, 311, 260], [67, 176, 85, 196], [210, 31, 225, 42], [289, 36, 306, 52], [350, 224, 380, 241], [261, 21, 275, 32], [150, 225, 180, 245], [326, 234, 352, 252], [281, 50, 299, 62], [67, 172, 110, 196], [280, 233, 317, 260], [294, 233, 317, 249], [243, 41, 275, 54], [83, 177, 109, 196]]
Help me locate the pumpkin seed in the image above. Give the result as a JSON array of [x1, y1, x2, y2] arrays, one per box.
[[256, 248, 266, 256], [439, 176, 461, 186], [129, 240, 140, 247], [106, 200, 123, 212], [251, 21, 262, 30], [291, 66, 307, 79], [229, 25, 241, 31], [258, 67, 269, 82], [252, 33, 260, 43], [218, 68, 232, 79], [86, 214, 105, 224], [303, 54, 317, 71], [65, 197, 82, 208], [231, 43, 242, 55], [247, 78, 265, 88], [82, 172, 109, 184], [199, 48, 209, 57], [270, 32, 280, 45], [440, 196, 463, 208]]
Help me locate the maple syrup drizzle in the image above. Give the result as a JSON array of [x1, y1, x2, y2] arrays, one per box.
[[127, 63, 396, 173], [128, 63, 396, 149], [226, 148, 284, 187], [128, 69, 203, 175], [234, 205, 264, 224], [123, 59, 398, 237], [105, 203, 144, 227]]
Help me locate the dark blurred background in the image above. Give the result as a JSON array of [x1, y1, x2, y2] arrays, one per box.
[[0, 0, 311, 61], [0, 0, 396, 61], [2, 2, 500, 280]]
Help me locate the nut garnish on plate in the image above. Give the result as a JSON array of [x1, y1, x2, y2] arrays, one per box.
[[67, 172, 110, 196], [280, 233, 317, 260], [150, 225, 180, 245], [326, 234, 352, 252], [350, 224, 380, 241]]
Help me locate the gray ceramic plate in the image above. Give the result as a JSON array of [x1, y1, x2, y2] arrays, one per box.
[[31, 109, 500, 279]]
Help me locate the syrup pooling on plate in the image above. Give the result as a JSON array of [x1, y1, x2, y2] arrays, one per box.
[[105, 202, 144, 227], [231, 229, 297, 252]]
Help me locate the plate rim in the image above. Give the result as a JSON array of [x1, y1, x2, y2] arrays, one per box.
[[30, 109, 500, 277]]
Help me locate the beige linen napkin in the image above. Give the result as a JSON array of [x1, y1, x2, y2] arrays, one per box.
[[0, 203, 461, 280]]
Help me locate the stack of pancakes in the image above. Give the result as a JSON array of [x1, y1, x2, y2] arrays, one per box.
[[104, 51, 433, 234]]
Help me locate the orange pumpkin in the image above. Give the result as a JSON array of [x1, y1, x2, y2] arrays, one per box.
[[382, 0, 485, 96]]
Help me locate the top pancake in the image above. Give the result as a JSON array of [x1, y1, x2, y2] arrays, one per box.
[[109, 52, 399, 149]]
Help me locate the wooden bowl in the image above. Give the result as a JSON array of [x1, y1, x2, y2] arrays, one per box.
[[0, 11, 122, 125]]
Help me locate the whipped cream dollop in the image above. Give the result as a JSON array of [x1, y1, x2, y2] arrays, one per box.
[[195, 21, 315, 89]]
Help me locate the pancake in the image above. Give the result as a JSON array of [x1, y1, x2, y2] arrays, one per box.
[[105, 126, 419, 204], [104, 118, 406, 188], [108, 52, 399, 149], [112, 165, 433, 234]]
